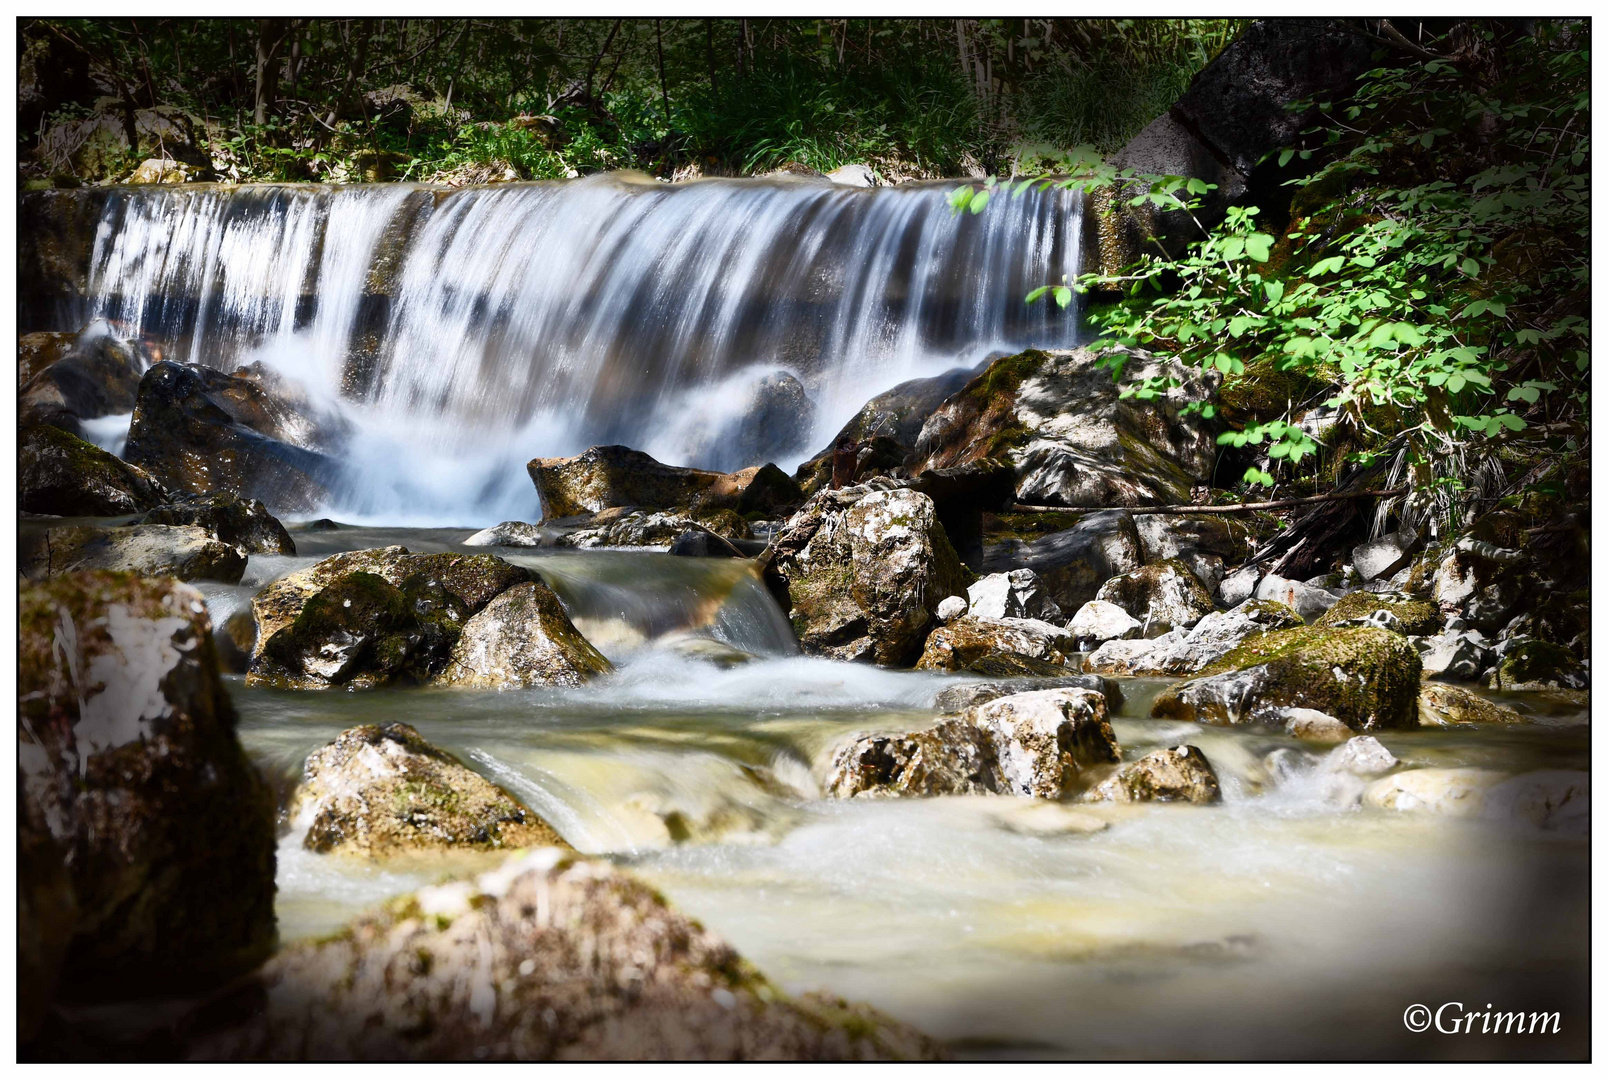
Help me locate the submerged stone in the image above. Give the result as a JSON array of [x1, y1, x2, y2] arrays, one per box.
[[292, 723, 569, 857]]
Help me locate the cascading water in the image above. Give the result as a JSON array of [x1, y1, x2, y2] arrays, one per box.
[[78, 173, 1082, 524]]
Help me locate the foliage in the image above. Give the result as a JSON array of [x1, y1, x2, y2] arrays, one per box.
[[962, 20, 1589, 523], [19, 17, 1235, 185]]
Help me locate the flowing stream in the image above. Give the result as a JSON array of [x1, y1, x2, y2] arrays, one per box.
[[77, 174, 1080, 523], [200, 522, 1590, 1061]]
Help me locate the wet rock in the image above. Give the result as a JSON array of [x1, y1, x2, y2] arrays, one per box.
[[827, 163, 878, 186], [1094, 559, 1217, 635], [1351, 527, 1420, 582], [934, 674, 1123, 715], [910, 347, 1219, 508], [18, 320, 145, 435], [1280, 707, 1355, 743], [464, 520, 545, 547], [682, 371, 817, 473], [1134, 515, 1248, 593], [1429, 538, 1530, 631], [1067, 599, 1142, 649], [1490, 639, 1588, 692], [124, 361, 336, 513], [292, 723, 569, 857], [20, 422, 169, 517], [1082, 597, 1303, 676], [915, 615, 1074, 675], [826, 688, 1116, 799], [1363, 768, 1510, 818], [1253, 573, 1340, 622], [1086, 745, 1222, 805], [139, 491, 296, 555], [1416, 628, 1496, 683], [437, 581, 613, 689], [965, 567, 1062, 622], [19, 804, 77, 1044], [936, 595, 969, 623], [1324, 735, 1397, 778], [19, 572, 276, 1000], [824, 718, 997, 798], [1150, 625, 1422, 731], [25, 523, 247, 583], [529, 445, 801, 522], [1418, 682, 1529, 726], [189, 849, 940, 1061], [667, 528, 756, 559], [18, 330, 77, 386], [1316, 591, 1440, 636], [980, 509, 1143, 611], [770, 487, 971, 666], [247, 548, 584, 691], [217, 609, 258, 674], [128, 156, 193, 184], [554, 507, 749, 550], [1481, 771, 1589, 835]]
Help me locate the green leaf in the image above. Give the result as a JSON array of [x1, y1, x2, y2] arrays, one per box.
[[1220, 236, 1245, 260], [1245, 233, 1273, 262], [1311, 255, 1345, 276], [1264, 280, 1284, 305], [1053, 286, 1073, 309], [969, 190, 990, 214], [1025, 285, 1052, 304], [1461, 257, 1480, 277]]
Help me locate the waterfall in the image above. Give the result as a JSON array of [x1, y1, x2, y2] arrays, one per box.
[[77, 173, 1083, 524]]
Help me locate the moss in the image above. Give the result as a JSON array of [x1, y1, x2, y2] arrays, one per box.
[[1494, 639, 1586, 691], [981, 509, 1085, 543], [1154, 624, 1422, 730], [1316, 591, 1441, 636]]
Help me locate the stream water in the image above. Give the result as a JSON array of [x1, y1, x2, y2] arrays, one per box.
[[206, 523, 1589, 1061]]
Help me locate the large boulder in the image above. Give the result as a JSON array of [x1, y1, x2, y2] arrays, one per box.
[[1351, 527, 1421, 583], [437, 582, 613, 689], [124, 361, 338, 513], [1150, 625, 1422, 731], [1093, 559, 1217, 634], [188, 849, 940, 1061], [249, 547, 608, 691], [529, 446, 800, 522], [551, 507, 750, 550], [1362, 768, 1592, 834], [1491, 639, 1589, 692], [980, 509, 1143, 612], [1316, 591, 1440, 636], [139, 492, 296, 555], [1082, 597, 1303, 676], [910, 347, 1219, 508], [18, 330, 77, 386], [18, 320, 146, 435], [933, 673, 1123, 715], [23, 523, 248, 583], [20, 422, 169, 517], [825, 688, 1117, 799], [1066, 600, 1143, 650], [1085, 745, 1222, 805], [18, 572, 276, 1004], [914, 615, 1074, 676], [769, 487, 971, 666], [1416, 628, 1497, 682], [291, 724, 569, 857]]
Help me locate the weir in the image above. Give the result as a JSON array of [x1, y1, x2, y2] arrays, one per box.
[[31, 173, 1084, 522]]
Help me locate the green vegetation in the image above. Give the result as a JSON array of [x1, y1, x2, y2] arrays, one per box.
[[19, 18, 1240, 186], [964, 20, 1589, 532]]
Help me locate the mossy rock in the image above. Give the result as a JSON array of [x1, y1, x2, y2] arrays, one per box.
[[1151, 625, 1422, 731], [1491, 639, 1588, 692], [256, 571, 448, 690], [20, 422, 169, 517], [292, 723, 569, 858], [1418, 683, 1529, 726], [1316, 591, 1441, 636]]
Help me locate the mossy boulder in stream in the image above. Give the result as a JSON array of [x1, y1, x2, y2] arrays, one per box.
[[1418, 683, 1529, 727], [187, 849, 942, 1060], [771, 486, 972, 666], [249, 547, 608, 690], [291, 723, 569, 857], [1150, 625, 1422, 731], [529, 445, 802, 522], [1085, 745, 1223, 805], [20, 422, 169, 517], [914, 615, 1074, 675], [18, 572, 277, 1005], [438, 581, 613, 689]]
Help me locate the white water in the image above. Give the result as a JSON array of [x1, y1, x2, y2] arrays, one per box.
[[79, 174, 1082, 524]]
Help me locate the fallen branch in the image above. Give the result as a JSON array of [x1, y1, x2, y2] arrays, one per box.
[[1008, 488, 1408, 517]]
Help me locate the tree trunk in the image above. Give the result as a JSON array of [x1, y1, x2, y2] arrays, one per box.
[[253, 18, 287, 126], [655, 20, 671, 126]]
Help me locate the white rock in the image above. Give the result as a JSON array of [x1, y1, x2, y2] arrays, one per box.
[[1281, 707, 1353, 743], [967, 568, 1062, 622], [1217, 564, 1261, 608], [1323, 735, 1397, 777], [1352, 527, 1419, 582], [464, 521, 544, 547], [826, 163, 877, 186], [1363, 767, 1507, 817], [1481, 770, 1589, 835], [1254, 573, 1340, 622], [1417, 629, 1495, 682], [1067, 600, 1142, 648], [968, 688, 1119, 798], [936, 595, 969, 623]]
